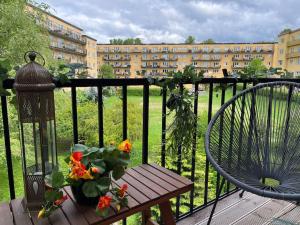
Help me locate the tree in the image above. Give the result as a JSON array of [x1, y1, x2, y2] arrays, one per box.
[[109, 38, 142, 45], [98, 64, 114, 78], [0, 0, 54, 68], [238, 58, 267, 79], [279, 28, 292, 35], [202, 38, 215, 44], [185, 36, 196, 44]]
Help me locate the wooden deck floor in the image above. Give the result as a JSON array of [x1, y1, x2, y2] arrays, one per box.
[[178, 192, 300, 225]]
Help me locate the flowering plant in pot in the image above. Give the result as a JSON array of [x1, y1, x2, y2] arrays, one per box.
[[38, 140, 132, 218]]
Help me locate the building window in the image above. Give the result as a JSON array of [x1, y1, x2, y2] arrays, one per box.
[[278, 60, 283, 65], [290, 59, 294, 64], [162, 47, 169, 52], [245, 46, 251, 52], [163, 62, 169, 66], [163, 69, 169, 73], [279, 49, 284, 54], [142, 54, 147, 60], [298, 58, 300, 65], [225, 54, 228, 58], [192, 62, 197, 66]]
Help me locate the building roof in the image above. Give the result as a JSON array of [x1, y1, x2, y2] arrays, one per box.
[[27, 3, 83, 31], [83, 35, 97, 41], [278, 28, 300, 37], [97, 42, 277, 46]]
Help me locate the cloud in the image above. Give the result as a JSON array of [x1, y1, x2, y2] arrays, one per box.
[[42, 0, 300, 43]]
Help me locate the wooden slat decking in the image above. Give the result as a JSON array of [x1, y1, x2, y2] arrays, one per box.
[[178, 192, 300, 225], [1, 163, 193, 225]]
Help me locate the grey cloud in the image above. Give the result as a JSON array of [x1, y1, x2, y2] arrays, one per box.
[[43, 0, 300, 43]]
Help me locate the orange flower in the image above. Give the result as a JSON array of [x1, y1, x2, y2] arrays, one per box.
[[72, 151, 83, 161], [118, 140, 132, 153], [97, 195, 112, 210], [118, 184, 128, 198], [54, 195, 68, 206], [68, 159, 93, 180], [91, 167, 100, 174]]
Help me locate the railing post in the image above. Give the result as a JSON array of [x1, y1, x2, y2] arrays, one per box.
[[122, 85, 128, 140], [190, 82, 199, 213], [142, 83, 149, 164], [161, 86, 167, 167], [97, 86, 104, 147], [71, 87, 78, 144], [1, 96, 15, 200]]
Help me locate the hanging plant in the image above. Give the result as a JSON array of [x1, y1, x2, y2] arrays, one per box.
[[148, 65, 204, 156]]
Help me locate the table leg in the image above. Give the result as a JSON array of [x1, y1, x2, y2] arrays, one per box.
[[142, 208, 158, 225], [159, 201, 176, 225]]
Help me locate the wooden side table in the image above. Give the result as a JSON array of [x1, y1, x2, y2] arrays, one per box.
[[3, 163, 193, 225]]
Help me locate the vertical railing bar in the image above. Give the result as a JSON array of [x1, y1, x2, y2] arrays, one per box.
[[204, 82, 213, 205], [216, 83, 226, 197], [97, 86, 104, 147], [71, 87, 78, 144], [226, 82, 237, 193], [175, 84, 184, 219], [142, 83, 149, 164], [161, 86, 167, 167], [122, 85, 128, 140], [1, 96, 15, 200], [189, 82, 199, 213]]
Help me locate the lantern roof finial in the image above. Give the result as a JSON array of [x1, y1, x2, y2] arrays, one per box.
[[28, 52, 36, 62]]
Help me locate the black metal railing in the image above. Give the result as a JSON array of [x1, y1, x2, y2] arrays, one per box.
[[2, 77, 300, 222]]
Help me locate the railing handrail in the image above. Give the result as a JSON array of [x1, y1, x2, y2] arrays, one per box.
[[3, 77, 300, 89]]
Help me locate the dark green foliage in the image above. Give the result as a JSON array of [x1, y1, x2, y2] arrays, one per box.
[[202, 38, 215, 44], [185, 35, 196, 44], [109, 38, 142, 45]]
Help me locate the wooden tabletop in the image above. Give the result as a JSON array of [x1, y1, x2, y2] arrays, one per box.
[[1, 163, 193, 225]]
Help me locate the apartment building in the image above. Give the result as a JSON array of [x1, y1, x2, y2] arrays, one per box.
[[27, 4, 98, 77], [97, 43, 275, 77], [276, 29, 300, 76]]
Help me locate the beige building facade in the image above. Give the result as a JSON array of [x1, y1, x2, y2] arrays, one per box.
[[97, 43, 275, 77], [276, 29, 300, 76]]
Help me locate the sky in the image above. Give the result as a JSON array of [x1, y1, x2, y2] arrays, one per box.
[[42, 0, 300, 44]]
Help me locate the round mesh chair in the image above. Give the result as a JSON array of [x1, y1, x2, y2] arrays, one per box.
[[205, 81, 300, 224]]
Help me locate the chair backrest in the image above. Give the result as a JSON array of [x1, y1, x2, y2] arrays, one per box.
[[206, 81, 300, 180]]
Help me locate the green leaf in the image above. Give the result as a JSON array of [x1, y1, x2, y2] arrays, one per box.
[[64, 155, 70, 164], [51, 170, 65, 188], [82, 181, 99, 197], [112, 165, 125, 180], [44, 190, 63, 202], [96, 207, 110, 217], [72, 144, 88, 152]]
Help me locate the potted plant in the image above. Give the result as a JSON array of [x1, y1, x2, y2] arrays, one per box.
[[38, 140, 132, 218]]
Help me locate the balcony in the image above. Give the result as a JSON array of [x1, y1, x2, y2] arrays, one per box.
[[195, 65, 221, 69], [287, 39, 300, 47], [48, 28, 86, 45], [103, 56, 131, 61], [50, 44, 87, 56], [141, 57, 178, 61], [2, 77, 300, 225], [286, 51, 300, 58], [192, 58, 221, 61]]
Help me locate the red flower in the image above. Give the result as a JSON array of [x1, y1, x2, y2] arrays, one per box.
[[72, 151, 83, 161], [118, 184, 128, 198], [97, 196, 112, 210], [54, 195, 68, 206]]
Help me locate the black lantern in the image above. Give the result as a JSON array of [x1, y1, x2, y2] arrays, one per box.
[[14, 51, 58, 210]]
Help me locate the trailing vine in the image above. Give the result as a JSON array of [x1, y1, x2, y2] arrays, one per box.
[[148, 65, 204, 156]]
